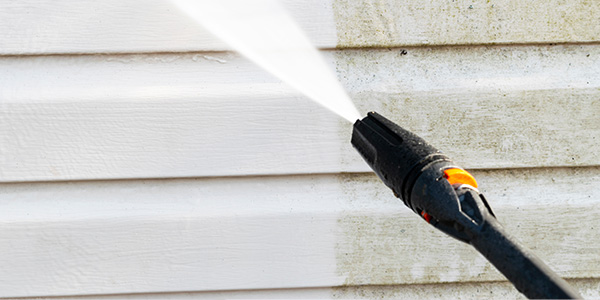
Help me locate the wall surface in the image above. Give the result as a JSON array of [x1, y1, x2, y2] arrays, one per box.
[[1, 0, 599, 299]]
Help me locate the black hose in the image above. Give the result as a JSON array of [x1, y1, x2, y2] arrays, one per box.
[[471, 218, 581, 299]]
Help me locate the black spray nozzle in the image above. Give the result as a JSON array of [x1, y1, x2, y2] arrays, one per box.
[[351, 112, 452, 209], [351, 112, 476, 237], [350, 111, 581, 299]]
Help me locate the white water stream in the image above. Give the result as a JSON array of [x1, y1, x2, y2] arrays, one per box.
[[171, 0, 361, 123]]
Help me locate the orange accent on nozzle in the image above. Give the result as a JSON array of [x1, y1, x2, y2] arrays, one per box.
[[443, 168, 478, 188], [421, 211, 432, 223]]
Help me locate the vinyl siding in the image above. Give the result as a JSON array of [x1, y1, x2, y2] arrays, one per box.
[[1, 0, 599, 299]]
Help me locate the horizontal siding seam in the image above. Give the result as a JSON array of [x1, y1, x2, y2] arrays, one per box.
[[2, 41, 600, 58]]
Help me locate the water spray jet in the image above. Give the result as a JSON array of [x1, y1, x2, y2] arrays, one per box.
[[171, 0, 361, 122], [171, 2, 579, 298]]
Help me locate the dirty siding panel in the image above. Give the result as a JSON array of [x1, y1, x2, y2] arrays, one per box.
[[1, 44, 599, 182], [332, 0, 600, 48], [332, 279, 600, 300], [2, 0, 600, 55], [336, 167, 600, 285], [0, 167, 598, 297]]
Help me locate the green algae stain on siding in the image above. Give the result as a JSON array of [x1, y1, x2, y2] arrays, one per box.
[[331, 45, 600, 169], [333, 173, 497, 286], [331, 278, 600, 299], [332, 0, 600, 48], [332, 168, 600, 291]]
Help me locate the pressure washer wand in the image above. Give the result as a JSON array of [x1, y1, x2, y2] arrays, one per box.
[[351, 112, 581, 299]]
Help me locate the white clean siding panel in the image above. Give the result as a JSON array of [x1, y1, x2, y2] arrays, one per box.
[[2, 44, 599, 182], [1, 0, 599, 55], [0, 0, 337, 55], [0, 167, 598, 297]]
